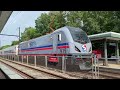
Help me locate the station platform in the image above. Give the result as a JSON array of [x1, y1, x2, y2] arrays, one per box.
[[94, 63, 120, 74], [98, 63, 120, 70], [0, 63, 24, 79]]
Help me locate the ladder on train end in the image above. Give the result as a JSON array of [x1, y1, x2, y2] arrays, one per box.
[[92, 54, 99, 79]]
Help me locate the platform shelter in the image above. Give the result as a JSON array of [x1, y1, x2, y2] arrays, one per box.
[[88, 32, 120, 66]]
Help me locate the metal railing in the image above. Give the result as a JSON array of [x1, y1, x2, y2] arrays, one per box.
[[92, 54, 99, 79], [0, 54, 100, 79]]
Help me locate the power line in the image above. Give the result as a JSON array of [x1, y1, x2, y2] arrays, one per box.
[[0, 34, 19, 37]]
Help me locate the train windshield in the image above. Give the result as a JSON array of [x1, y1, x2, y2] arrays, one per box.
[[68, 27, 90, 44]]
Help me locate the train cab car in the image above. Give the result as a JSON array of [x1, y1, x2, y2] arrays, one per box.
[[2, 45, 18, 55], [19, 26, 92, 55], [18, 26, 92, 70]]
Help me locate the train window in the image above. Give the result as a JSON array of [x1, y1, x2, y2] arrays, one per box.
[[68, 27, 90, 44], [58, 34, 61, 41]]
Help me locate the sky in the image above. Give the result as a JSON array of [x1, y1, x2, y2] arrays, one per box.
[[0, 11, 49, 47]]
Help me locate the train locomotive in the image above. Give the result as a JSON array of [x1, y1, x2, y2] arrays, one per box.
[[0, 26, 92, 70]]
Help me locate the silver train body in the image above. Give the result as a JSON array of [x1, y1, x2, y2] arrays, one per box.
[[0, 26, 92, 70], [0, 45, 18, 55], [18, 26, 92, 56]]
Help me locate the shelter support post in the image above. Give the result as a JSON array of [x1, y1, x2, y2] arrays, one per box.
[[104, 40, 108, 66], [116, 42, 120, 64]]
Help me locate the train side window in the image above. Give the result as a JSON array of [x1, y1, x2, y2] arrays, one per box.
[[58, 34, 61, 41]]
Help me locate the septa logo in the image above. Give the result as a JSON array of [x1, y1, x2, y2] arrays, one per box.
[[82, 44, 87, 52]]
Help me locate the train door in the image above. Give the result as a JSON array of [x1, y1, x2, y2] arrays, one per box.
[[52, 32, 62, 55], [52, 33, 58, 54]]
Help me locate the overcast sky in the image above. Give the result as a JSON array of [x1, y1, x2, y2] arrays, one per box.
[[0, 11, 49, 47]]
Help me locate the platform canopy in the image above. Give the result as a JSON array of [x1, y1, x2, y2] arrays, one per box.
[[0, 11, 12, 32], [88, 32, 120, 41], [88, 32, 120, 66]]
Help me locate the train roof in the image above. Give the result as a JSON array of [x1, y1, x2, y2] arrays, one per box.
[[66, 26, 83, 31], [88, 32, 120, 41], [1, 45, 18, 51], [53, 26, 83, 33], [20, 33, 52, 44], [20, 26, 83, 44]]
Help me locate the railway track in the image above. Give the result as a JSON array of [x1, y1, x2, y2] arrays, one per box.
[[61, 66, 120, 79], [0, 61, 35, 79], [0, 58, 77, 79], [65, 70, 120, 79], [65, 71, 93, 79], [0, 58, 120, 79]]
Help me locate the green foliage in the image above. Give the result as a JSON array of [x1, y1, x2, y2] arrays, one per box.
[[35, 13, 51, 36], [11, 40, 19, 46], [64, 11, 120, 35], [49, 11, 66, 30], [35, 11, 66, 36], [21, 27, 37, 42], [18, 11, 120, 42], [65, 11, 83, 27], [0, 45, 11, 50], [2, 11, 120, 50]]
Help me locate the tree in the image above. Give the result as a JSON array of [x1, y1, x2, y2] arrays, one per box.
[[11, 40, 19, 46], [65, 11, 120, 35], [35, 13, 51, 36], [21, 11, 120, 42], [35, 11, 66, 36], [65, 11, 101, 35], [21, 27, 37, 42], [0, 45, 11, 50], [49, 11, 66, 30]]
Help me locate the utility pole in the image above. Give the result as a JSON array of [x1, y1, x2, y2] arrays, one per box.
[[19, 27, 20, 43], [0, 40, 1, 48], [0, 27, 20, 48], [18, 27, 21, 58]]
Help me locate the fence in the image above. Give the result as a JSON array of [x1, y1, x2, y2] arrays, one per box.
[[0, 54, 99, 78]]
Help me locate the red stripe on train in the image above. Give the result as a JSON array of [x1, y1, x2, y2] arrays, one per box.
[[19, 45, 69, 52], [18, 54, 68, 56], [57, 46, 69, 48], [20, 47, 53, 52]]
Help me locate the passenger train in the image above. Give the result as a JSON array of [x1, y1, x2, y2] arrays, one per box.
[[0, 45, 18, 55], [0, 26, 92, 70]]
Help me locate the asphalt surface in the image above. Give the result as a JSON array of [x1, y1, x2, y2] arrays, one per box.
[[0, 69, 7, 79]]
